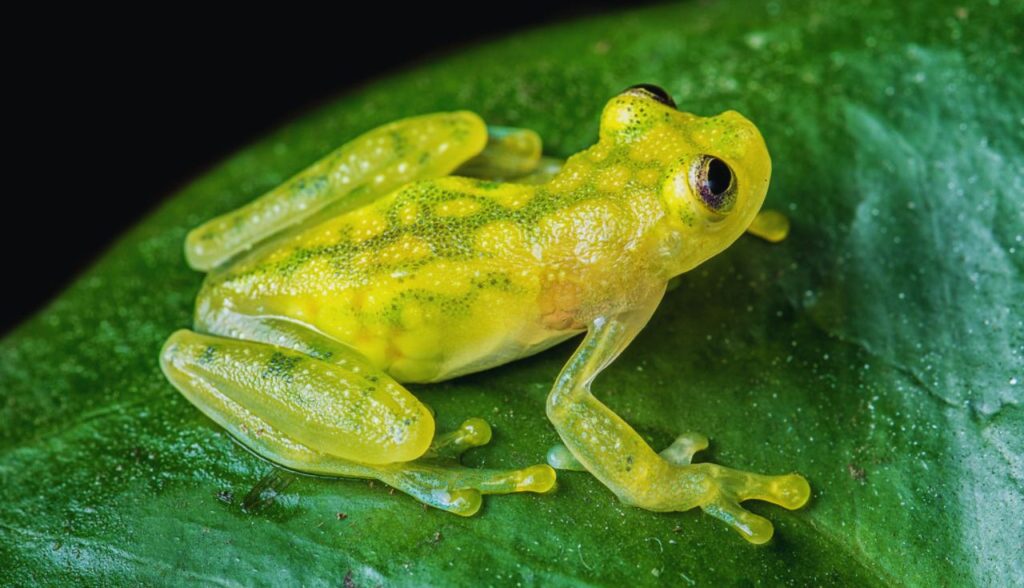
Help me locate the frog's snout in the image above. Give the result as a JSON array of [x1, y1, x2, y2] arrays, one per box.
[[710, 109, 771, 202], [713, 111, 768, 153]]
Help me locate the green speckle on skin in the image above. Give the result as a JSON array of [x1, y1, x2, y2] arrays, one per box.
[[197, 344, 217, 365], [262, 352, 303, 381], [306, 346, 334, 361], [292, 175, 329, 201], [218, 173, 607, 293], [377, 271, 524, 326], [387, 130, 408, 157]]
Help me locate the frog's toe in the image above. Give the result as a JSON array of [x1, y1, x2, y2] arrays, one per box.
[[375, 416, 556, 515], [659, 432, 709, 466], [701, 493, 777, 544], [698, 465, 811, 544], [426, 418, 492, 459], [401, 462, 558, 515], [466, 464, 558, 496], [383, 462, 556, 516], [732, 471, 811, 511], [429, 462, 556, 497], [546, 443, 588, 471], [419, 487, 486, 517]]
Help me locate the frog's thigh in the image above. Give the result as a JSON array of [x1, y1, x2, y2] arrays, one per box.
[[160, 329, 434, 464], [161, 329, 556, 516]]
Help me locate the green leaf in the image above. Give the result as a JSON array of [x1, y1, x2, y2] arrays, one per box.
[[3, 1, 1022, 585]]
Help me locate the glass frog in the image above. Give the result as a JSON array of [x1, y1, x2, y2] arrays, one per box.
[[160, 84, 808, 543]]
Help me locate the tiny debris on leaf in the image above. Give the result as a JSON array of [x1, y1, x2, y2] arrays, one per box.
[[847, 463, 867, 484]]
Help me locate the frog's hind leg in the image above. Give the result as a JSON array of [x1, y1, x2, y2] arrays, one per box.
[[239, 418, 554, 517], [160, 329, 436, 465], [160, 328, 554, 516]]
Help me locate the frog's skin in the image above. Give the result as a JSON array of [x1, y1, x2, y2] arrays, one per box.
[[160, 84, 808, 543]]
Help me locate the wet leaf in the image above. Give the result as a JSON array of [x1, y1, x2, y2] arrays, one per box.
[[2, 1, 1021, 585]]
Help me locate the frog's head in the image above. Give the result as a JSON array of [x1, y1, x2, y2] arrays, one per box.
[[598, 84, 772, 276]]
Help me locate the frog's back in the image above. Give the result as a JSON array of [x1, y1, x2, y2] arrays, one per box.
[[197, 175, 592, 383]]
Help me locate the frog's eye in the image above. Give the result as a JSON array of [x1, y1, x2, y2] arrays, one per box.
[[691, 155, 737, 214], [621, 83, 677, 109]]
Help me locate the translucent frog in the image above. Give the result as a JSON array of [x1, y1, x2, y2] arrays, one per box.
[[160, 84, 809, 543]]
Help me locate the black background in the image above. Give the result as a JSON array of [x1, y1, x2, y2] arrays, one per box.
[[5, 3, 641, 335]]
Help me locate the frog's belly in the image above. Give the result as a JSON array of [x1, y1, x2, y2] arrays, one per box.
[[214, 261, 577, 384], [326, 283, 574, 383]]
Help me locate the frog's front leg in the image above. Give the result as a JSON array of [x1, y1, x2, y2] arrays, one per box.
[[160, 330, 555, 516], [544, 291, 810, 544]]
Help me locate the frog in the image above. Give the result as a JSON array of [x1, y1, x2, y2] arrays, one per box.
[[160, 83, 809, 544]]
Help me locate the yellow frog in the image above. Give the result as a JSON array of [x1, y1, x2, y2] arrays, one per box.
[[160, 84, 808, 543]]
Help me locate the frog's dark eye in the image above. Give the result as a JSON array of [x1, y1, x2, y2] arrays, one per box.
[[691, 155, 737, 214], [622, 83, 677, 109]]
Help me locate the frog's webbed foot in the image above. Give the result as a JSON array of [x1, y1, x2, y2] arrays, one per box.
[[656, 434, 809, 544], [692, 462, 810, 544], [549, 428, 808, 543]]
